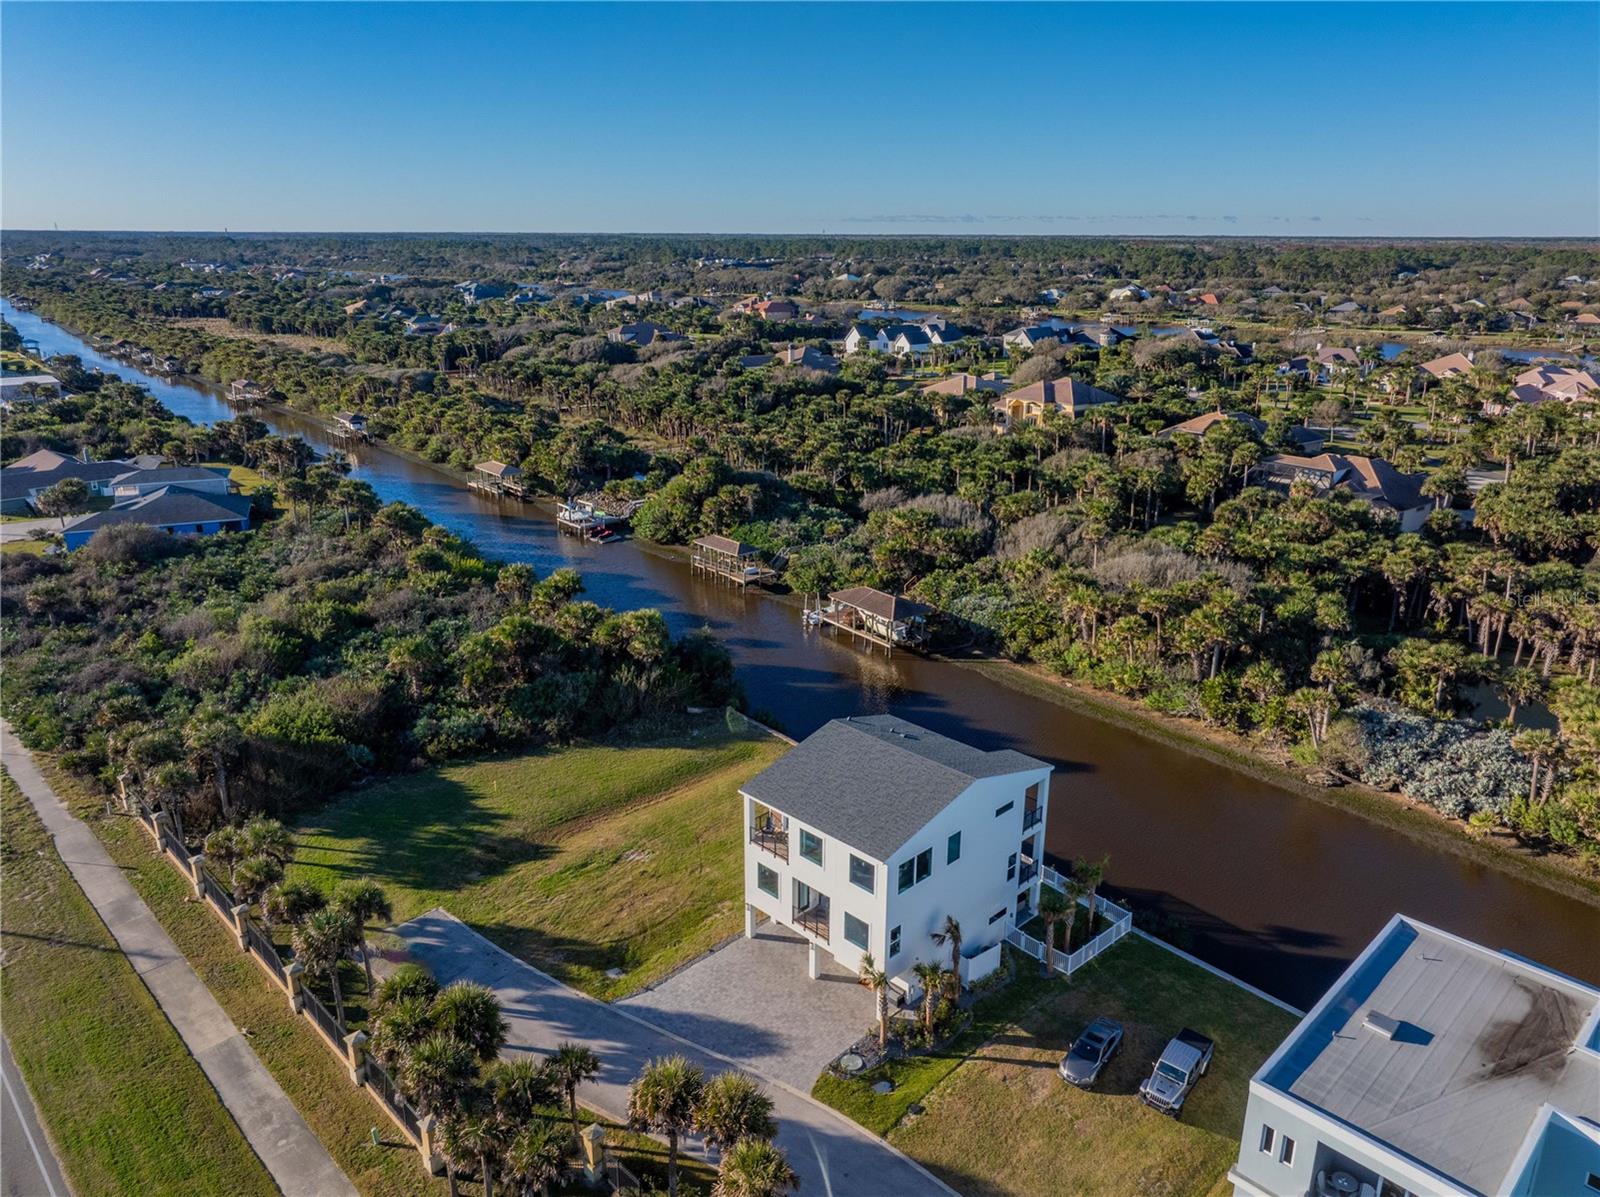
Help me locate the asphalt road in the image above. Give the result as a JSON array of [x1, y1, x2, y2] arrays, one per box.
[[1, 1035, 70, 1197]]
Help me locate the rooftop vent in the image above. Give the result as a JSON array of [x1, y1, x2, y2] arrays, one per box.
[[1363, 1012, 1403, 1040]]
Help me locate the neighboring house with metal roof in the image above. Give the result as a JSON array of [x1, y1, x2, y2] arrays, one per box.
[[741, 715, 1053, 992], [993, 377, 1122, 429], [1250, 453, 1431, 531], [1228, 914, 1600, 1197], [62, 486, 255, 551], [0, 373, 64, 406]]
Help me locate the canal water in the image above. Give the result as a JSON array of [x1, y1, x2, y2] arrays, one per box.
[[7, 299, 1598, 1010]]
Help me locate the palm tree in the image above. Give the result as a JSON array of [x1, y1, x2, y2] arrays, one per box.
[[431, 980, 508, 1062], [293, 905, 358, 1024], [628, 1056, 706, 1197], [435, 1111, 475, 1197], [714, 1139, 799, 1197], [1035, 885, 1072, 973], [460, 1111, 505, 1197], [491, 1057, 559, 1124], [370, 995, 435, 1072], [911, 961, 945, 1037], [402, 1033, 477, 1117], [231, 852, 283, 906], [332, 877, 392, 994], [238, 814, 292, 867], [1075, 856, 1109, 931], [694, 1071, 777, 1153], [374, 962, 439, 1013], [856, 953, 891, 1049], [261, 878, 324, 928], [503, 1120, 568, 1197], [546, 1042, 601, 1141], [929, 915, 963, 999]]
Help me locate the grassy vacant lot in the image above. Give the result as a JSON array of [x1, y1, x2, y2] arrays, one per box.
[[0, 774, 276, 1197], [882, 936, 1298, 1197], [290, 716, 789, 999], [43, 760, 714, 1196]]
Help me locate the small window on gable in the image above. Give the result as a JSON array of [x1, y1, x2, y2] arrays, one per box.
[[988, 908, 1005, 924], [1258, 1125, 1275, 1154], [915, 848, 932, 883], [1584, 1174, 1600, 1195], [888, 925, 901, 958], [1278, 1137, 1295, 1166], [994, 801, 1014, 818], [946, 831, 961, 865], [849, 854, 875, 893], [898, 859, 915, 893]]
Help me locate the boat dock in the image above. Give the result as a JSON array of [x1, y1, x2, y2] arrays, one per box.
[[690, 534, 778, 587]]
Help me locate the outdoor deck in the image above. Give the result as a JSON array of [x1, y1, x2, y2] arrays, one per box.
[[806, 586, 931, 654], [691, 535, 778, 587]]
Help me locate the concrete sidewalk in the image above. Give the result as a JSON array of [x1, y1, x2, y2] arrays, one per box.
[[397, 908, 958, 1197], [1, 722, 356, 1197]]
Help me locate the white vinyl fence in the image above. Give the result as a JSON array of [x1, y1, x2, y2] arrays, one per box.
[[1005, 865, 1134, 978]]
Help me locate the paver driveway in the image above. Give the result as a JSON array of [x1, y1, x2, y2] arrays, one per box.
[[621, 922, 873, 1090], [395, 909, 954, 1197]]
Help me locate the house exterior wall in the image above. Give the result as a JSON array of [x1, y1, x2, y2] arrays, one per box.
[[64, 515, 249, 551], [112, 475, 231, 500], [1231, 1085, 1469, 1197], [742, 764, 1051, 989]]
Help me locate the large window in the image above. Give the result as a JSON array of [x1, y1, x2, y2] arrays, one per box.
[[799, 829, 823, 866], [843, 913, 869, 950], [915, 848, 932, 883], [897, 859, 915, 893], [946, 831, 962, 865], [888, 925, 901, 958], [849, 854, 875, 893], [757, 864, 779, 898]]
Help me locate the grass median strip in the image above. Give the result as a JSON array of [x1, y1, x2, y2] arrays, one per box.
[[0, 773, 277, 1197]]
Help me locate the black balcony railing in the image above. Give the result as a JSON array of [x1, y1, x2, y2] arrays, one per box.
[[1018, 861, 1038, 885], [793, 904, 830, 942], [1023, 805, 1042, 831], [750, 826, 789, 861]]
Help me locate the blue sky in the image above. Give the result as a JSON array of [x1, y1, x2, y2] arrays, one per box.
[[3, 2, 1596, 236]]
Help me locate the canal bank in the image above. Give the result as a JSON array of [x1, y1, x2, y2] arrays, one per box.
[[5, 298, 1598, 1012]]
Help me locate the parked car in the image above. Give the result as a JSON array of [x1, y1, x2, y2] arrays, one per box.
[[1058, 1017, 1124, 1088], [1138, 1028, 1214, 1117]]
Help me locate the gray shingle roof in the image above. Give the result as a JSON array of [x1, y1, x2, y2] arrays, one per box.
[[741, 715, 1047, 860], [66, 485, 254, 534]]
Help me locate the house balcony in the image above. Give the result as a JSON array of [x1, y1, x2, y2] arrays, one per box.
[[1023, 805, 1042, 831], [793, 902, 830, 943], [749, 826, 789, 862], [1018, 860, 1038, 885]]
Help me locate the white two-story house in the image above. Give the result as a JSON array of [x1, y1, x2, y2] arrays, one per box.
[[741, 715, 1052, 994], [1229, 914, 1600, 1197]]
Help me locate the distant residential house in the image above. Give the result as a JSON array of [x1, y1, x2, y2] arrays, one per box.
[[1417, 352, 1475, 383], [332, 412, 368, 434], [741, 715, 1052, 991], [1003, 321, 1125, 354], [0, 451, 143, 506], [455, 281, 508, 304], [608, 321, 688, 347], [108, 466, 231, 501], [1498, 365, 1600, 411], [752, 298, 801, 321], [1108, 285, 1150, 302], [0, 374, 64, 407], [1315, 346, 1367, 375], [845, 324, 892, 355], [1377, 304, 1408, 318], [405, 314, 445, 336], [993, 378, 1121, 429], [62, 486, 255, 551], [343, 299, 369, 316], [1573, 311, 1600, 326], [739, 345, 841, 374], [1197, 293, 1221, 306], [1157, 410, 1324, 454], [919, 372, 1009, 399], [1327, 301, 1366, 316], [1259, 285, 1289, 299], [1250, 453, 1431, 530], [890, 324, 933, 357]]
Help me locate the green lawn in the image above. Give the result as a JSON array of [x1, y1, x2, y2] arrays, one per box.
[[871, 935, 1299, 1197], [0, 773, 278, 1197], [289, 714, 790, 999], [204, 460, 270, 495]]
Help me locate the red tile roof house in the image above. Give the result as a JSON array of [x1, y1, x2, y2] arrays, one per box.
[[919, 372, 1009, 398], [752, 298, 800, 320], [1488, 365, 1600, 414], [1250, 453, 1432, 531], [993, 378, 1121, 429]]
